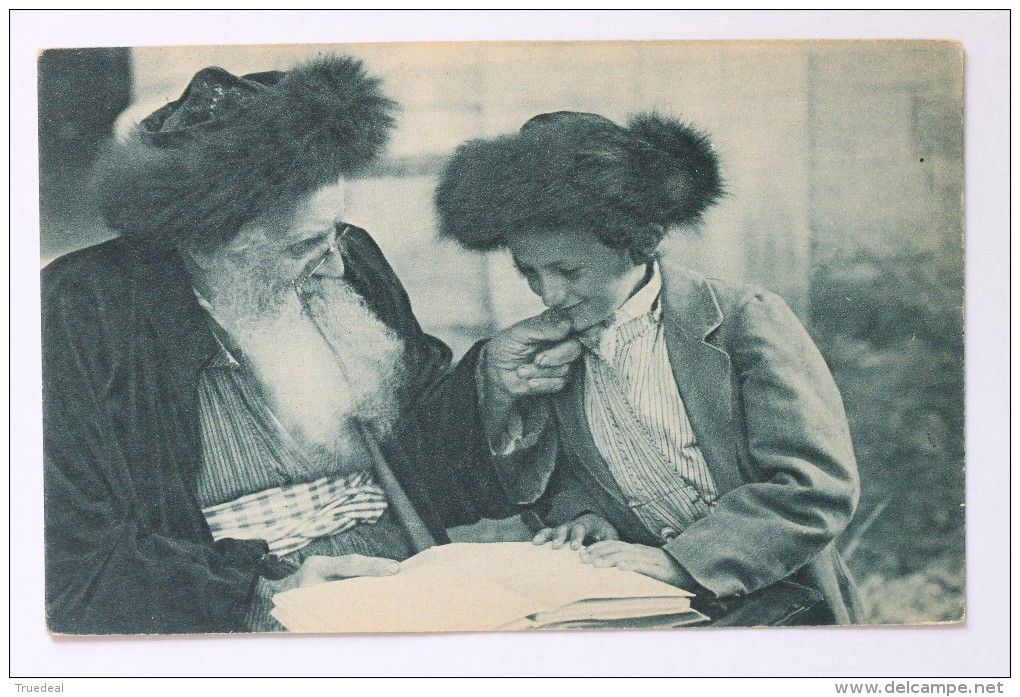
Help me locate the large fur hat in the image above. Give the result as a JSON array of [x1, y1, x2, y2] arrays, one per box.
[[435, 111, 723, 261], [99, 56, 396, 251]]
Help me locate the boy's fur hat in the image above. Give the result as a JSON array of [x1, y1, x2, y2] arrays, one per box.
[[435, 111, 723, 261], [99, 56, 396, 251]]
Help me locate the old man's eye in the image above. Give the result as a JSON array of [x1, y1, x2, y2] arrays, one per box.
[[285, 232, 331, 260]]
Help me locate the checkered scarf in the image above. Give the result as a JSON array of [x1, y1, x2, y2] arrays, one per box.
[[202, 470, 388, 557]]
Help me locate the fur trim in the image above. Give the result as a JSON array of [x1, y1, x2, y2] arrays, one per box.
[[435, 112, 723, 259], [99, 56, 396, 250], [627, 113, 724, 229]]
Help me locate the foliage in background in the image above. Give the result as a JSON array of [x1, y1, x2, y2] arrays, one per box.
[[812, 238, 964, 624]]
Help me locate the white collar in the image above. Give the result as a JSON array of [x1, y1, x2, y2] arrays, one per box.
[[614, 261, 662, 323], [583, 261, 662, 359]]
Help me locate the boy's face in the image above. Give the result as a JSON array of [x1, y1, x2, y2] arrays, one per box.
[[506, 229, 648, 333]]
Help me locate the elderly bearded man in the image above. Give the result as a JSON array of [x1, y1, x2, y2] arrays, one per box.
[[42, 57, 578, 634]]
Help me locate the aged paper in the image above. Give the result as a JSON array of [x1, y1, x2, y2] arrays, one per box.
[[271, 543, 701, 633], [36, 39, 964, 637]]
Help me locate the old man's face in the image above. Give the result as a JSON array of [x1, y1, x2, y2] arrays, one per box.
[[275, 180, 352, 295], [192, 179, 406, 461], [207, 180, 352, 316]]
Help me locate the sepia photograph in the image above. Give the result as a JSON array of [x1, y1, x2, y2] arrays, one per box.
[[11, 9, 1009, 679]]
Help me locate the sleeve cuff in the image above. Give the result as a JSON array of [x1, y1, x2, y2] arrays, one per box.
[[489, 408, 526, 455], [519, 509, 547, 534], [544, 490, 598, 528], [475, 344, 551, 456], [490, 404, 550, 456], [663, 536, 739, 599]]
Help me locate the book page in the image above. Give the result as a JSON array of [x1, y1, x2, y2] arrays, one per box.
[[534, 596, 704, 624], [272, 569, 537, 633], [272, 542, 696, 633], [407, 543, 694, 609]]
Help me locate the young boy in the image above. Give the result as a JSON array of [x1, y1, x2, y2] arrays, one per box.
[[435, 111, 862, 624]]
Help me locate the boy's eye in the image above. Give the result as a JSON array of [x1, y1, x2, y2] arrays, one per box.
[[513, 260, 534, 277], [512, 260, 581, 282]]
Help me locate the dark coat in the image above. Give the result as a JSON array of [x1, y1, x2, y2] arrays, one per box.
[[43, 231, 504, 635], [499, 261, 863, 624]]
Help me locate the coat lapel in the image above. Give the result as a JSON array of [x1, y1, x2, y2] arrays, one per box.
[[132, 243, 220, 407], [659, 263, 744, 496], [555, 262, 745, 500], [554, 368, 630, 507]]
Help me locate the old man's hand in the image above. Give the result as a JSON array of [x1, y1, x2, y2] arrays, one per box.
[[482, 310, 582, 439], [485, 310, 581, 395], [293, 554, 401, 588]]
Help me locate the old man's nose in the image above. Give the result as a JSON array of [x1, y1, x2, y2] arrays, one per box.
[[310, 246, 346, 279]]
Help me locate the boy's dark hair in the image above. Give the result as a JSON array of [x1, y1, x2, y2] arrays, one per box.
[[435, 111, 724, 263]]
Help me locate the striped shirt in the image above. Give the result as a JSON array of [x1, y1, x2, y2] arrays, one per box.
[[195, 336, 376, 506], [194, 312, 388, 558], [581, 262, 718, 542], [190, 292, 415, 631]]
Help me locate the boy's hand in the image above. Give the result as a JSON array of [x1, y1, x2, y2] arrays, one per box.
[[532, 513, 619, 550], [580, 541, 691, 589]]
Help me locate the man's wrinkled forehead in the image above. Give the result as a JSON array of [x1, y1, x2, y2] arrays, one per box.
[[286, 179, 350, 240], [218, 178, 349, 262]]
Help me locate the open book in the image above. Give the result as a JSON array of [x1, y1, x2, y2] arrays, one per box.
[[271, 542, 708, 633]]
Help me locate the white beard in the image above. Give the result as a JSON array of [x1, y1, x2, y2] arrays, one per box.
[[202, 266, 406, 460]]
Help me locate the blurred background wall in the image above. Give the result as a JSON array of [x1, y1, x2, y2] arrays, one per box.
[[38, 40, 964, 624]]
